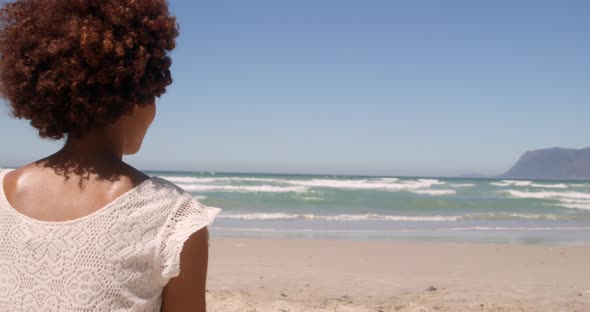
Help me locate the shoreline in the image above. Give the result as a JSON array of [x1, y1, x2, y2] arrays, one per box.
[[207, 237, 590, 311], [210, 227, 590, 246]]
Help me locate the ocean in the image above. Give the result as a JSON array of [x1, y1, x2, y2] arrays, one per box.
[[148, 170, 590, 246]]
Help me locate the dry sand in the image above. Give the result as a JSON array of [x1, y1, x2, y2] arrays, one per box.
[[205, 238, 590, 312]]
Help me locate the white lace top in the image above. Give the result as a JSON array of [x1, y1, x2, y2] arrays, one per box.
[[0, 168, 221, 311]]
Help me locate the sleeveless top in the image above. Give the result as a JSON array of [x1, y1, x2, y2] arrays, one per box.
[[0, 168, 221, 311]]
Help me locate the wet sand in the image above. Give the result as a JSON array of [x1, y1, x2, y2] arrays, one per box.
[[206, 238, 590, 311]]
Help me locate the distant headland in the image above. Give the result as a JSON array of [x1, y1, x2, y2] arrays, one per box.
[[501, 147, 590, 181]]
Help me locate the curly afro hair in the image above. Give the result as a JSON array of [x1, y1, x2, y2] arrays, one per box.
[[0, 0, 179, 139]]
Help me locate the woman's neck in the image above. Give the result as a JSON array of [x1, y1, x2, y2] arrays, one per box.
[[60, 124, 126, 159], [35, 126, 132, 184]]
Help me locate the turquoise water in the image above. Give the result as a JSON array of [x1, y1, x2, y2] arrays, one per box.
[[148, 171, 590, 245]]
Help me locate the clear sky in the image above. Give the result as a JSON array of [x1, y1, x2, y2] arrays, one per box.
[[1, 0, 589, 177]]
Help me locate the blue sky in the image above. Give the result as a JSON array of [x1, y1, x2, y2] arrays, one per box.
[[1, 0, 589, 177]]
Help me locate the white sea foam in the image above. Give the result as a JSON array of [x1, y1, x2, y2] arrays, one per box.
[[417, 179, 445, 185], [378, 178, 400, 182], [558, 198, 590, 203], [504, 189, 590, 200], [449, 183, 476, 187], [193, 195, 208, 200], [218, 212, 587, 222], [160, 176, 282, 184], [157, 174, 457, 196], [409, 189, 456, 196], [321, 214, 459, 221], [531, 183, 568, 189], [557, 203, 590, 210], [219, 213, 301, 220], [462, 213, 585, 221], [554, 198, 590, 210], [491, 180, 533, 187], [211, 227, 391, 233], [218, 213, 461, 222], [285, 179, 383, 189], [297, 196, 324, 201], [284, 178, 446, 192], [161, 175, 452, 195], [210, 226, 590, 235], [503, 189, 590, 210], [505, 180, 533, 186], [176, 184, 309, 193]]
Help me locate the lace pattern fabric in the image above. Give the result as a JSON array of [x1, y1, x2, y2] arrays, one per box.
[[0, 169, 221, 311]]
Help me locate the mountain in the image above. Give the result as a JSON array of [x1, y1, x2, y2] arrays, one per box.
[[501, 147, 590, 181]]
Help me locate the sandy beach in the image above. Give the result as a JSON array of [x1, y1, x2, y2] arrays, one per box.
[[206, 238, 590, 312]]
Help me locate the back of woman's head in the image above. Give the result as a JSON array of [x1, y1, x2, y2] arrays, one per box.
[[0, 0, 179, 139]]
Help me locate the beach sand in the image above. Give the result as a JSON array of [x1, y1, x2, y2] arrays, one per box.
[[206, 238, 590, 312]]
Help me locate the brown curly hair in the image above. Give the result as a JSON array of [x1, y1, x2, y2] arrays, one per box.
[[0, 0, 179, 139]]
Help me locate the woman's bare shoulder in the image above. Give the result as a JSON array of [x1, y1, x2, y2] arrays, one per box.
[[2, 162, 152, 221]]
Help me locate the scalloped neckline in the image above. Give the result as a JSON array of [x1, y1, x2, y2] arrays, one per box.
[[0, 168, 155, 226]]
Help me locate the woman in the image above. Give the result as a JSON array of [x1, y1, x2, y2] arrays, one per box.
[[0, 0, 220, 311]]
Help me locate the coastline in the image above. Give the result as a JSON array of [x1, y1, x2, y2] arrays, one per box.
[[206, 237, 590, 311], [158, 171, 590, 246]]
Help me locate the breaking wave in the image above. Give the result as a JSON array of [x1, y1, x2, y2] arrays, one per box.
[[160, 175, 456, 196], [160, 176, 282, 184], [409, 189, 456, 195], [449, 183, 476, 187], [531, 183, 568, 189], [502, 189, 590, 210], [177, 184, 309, 193], [491, 180, 533, 187], [217, 212, 590, 222]]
